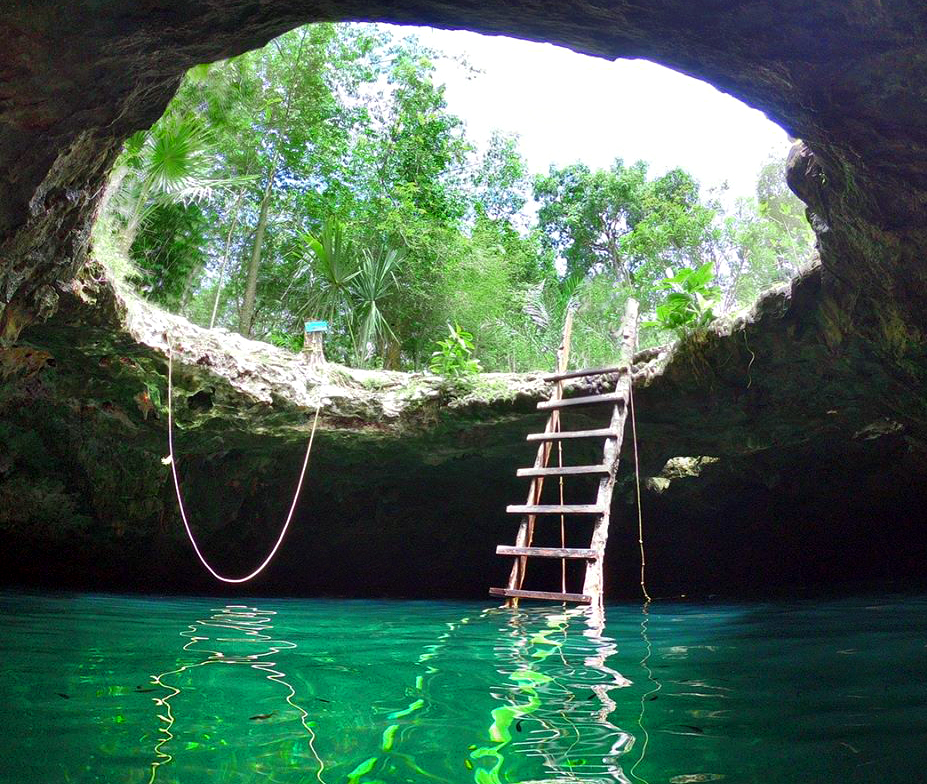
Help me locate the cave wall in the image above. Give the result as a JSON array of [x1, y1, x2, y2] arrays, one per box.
[[7, 399, 926, 600], [3, 270, 926, 599]]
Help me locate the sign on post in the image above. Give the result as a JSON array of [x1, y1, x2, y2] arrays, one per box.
[[303, 320, 329, 367]]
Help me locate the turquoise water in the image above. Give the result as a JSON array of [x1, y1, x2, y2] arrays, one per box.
[[1, 593, 925, 783]]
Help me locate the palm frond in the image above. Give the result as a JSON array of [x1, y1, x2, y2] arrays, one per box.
[[523, 282, 550, 330], [293, 219, 359, 321], [558, 268, 587, 313], [349, 246, 404, 358], [143, 115, 213, 196]]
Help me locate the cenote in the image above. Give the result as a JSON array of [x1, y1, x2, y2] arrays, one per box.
[[4, 3, 927, 783]]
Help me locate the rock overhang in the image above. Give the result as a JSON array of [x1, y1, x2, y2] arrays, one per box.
[[2, 1, 927, 339]]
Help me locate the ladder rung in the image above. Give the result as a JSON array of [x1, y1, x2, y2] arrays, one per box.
[[506, 504, 605, 515], [497, 545, 598, 559], [538, 393, 625, 411], [489, 587, 592, 603], [527, 428, 618, 442], [517, 465, 609, 477], [543, 364, 629, 382]]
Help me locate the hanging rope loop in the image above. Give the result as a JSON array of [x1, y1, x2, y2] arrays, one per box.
[[166, 339, 322, 584]]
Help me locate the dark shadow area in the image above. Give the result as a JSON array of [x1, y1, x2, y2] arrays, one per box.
[[6, 422, 927, 600]]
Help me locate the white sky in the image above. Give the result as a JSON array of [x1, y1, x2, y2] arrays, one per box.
[[404, 26, 792, 204]]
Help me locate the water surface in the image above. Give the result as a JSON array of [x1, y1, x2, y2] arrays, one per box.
[[1, 593, 925, 783]]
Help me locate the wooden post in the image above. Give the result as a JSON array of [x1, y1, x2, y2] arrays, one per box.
[[303, 320, 328, 369], [582, 298, 639, 610]]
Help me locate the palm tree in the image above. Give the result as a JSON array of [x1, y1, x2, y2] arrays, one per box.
[[350, 246, 404, 365], [293, 219, 359, 323], [291, 219, 404, 367], [104, 114, 248, 254], [522, 269, 584, 346]]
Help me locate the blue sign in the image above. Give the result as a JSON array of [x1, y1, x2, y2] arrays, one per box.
[[305, 321, 329, 333]]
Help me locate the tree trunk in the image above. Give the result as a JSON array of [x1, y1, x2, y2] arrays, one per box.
[[209, 188, 246, 329], [234, 29, 308, 337], [238, 172, 275, 337], [178, 259, 200, 315], [122, 177, 153, 255], [723, 248, 749, 313], [384, 337, 401, 370]]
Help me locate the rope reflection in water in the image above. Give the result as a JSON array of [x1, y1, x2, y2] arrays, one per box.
[[472, 606, 634, 783], [146, 605, 327, 784], [628, 604, 661, 784]]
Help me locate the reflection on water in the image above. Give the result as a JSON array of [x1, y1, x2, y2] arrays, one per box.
[[1, 593, 926, 784], [147, 605, 326, 784], [629, 606, 661, 784], [338, 605, 639, 783], [473, 607, 635, 783]]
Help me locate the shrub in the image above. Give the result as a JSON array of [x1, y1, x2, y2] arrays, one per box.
[[645, 262, 721, 337], [429, 323, 482, 377]]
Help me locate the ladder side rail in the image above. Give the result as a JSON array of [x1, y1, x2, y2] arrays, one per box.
[[505, 309, 574, 603], [582, 299, 639, 608], [505, 431, 553, 594], [555, 310, 575, 594]]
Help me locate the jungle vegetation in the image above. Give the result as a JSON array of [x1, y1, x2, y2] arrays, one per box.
[[93, 23, 815, 372]]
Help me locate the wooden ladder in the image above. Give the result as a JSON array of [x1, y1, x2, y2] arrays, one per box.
[[490, 298, 639, 611]]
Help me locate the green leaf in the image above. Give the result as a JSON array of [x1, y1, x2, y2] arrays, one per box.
[[664, 292, 692, 307], [686, 261, 714, 289]]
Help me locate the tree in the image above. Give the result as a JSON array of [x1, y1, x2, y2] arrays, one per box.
[[534, 159, 716, 304], [294, 219, 359, 324], [94, 21, 814, 373], [350, 246, 404, 366], [129, 202, 209, 309], [344, 37, 473, 366], [139, 24, 377, 339], [238, 26, 337, 337], [104, 115, 223, 253], [716, 155, 816, 312], [94, 99, 252, 310], [471, 131, 530, 224]]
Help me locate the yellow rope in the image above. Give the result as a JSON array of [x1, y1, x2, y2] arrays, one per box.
[[628, 607, 660, 784], [629, 368, 656, 781], [628, 368, 651, 604]]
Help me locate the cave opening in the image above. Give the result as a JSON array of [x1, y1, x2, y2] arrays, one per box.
[[90, 22, 812, 374], [65, 21, 868, 601]]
